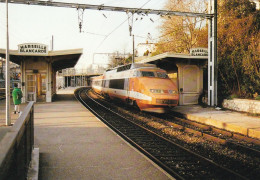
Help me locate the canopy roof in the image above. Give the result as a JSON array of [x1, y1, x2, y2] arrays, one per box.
[[138, 52, 208, 71], [0, 48, 83, 71]]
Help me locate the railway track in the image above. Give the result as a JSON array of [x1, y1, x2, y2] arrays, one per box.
[[155, 113, 260, 154], [75, 87, 251, 180]]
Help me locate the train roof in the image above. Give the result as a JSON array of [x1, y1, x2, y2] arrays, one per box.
[[105, 63, 157, 73]]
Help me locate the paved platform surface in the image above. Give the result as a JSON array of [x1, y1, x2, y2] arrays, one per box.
[[0, 98, 27, 141], [0, 99, 26, 126], [34, 87, 174, 180], [2, 87, 259, 179], [171, 105, 260, 140]]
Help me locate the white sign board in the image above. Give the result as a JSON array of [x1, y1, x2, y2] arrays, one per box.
[[190, 48, 208, 56], [18, 43, 48, 55]]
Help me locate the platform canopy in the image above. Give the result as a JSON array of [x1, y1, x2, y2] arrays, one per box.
[[138, 52, 208, 71], [0, 47, 83, 71]]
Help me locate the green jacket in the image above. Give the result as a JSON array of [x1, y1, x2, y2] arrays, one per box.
[[12, 87, 23, 105]]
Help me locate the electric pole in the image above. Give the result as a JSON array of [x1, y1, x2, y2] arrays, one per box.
[[5, 0, 11, 126], [132, 35, 135, 64], [208, 0, 218, 107]]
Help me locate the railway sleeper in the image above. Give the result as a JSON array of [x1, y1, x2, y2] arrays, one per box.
[[202, 133, 227, 144], [226, 141, 260, 158], [174, 117, 211, 131]]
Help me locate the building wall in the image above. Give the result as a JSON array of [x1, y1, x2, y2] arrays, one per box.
[[136, 43, 156, 57], [20, 57, 53, 103], [25, 57, 47, 70]]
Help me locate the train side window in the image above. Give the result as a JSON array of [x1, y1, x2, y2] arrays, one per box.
[[124, 78, 129, 90], [141, 71, 155, 77], [93, 80, 102, 87], [133, 71, 141, 77], [157, 72, 169, 79], [133, 71, 137, 77], [109, 79, 125, 89], [98, 80, 101, 87], [105, 80, 110, 88]]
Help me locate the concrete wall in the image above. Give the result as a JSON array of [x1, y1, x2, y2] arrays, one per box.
[[25, 58, 47, 70], [223, 99, 260, 115]]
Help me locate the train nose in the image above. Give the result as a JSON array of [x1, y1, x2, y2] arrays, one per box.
[[156, 99, 178, 105]]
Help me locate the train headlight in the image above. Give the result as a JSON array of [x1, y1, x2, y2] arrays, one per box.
[[150, 89, 164, 93], [168, 90, 177, 94]]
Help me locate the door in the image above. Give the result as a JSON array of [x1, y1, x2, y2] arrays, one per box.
[[36, 73, 47, 102], [41, 74, 47, 95], [26, 74, 37, 102], [179, 65, 201, 105]]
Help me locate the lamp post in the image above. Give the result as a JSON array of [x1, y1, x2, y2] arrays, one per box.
[[132, 35, 134, 64], [5, 0, 11, 126]]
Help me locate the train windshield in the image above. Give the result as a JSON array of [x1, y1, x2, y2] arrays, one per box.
[[141, 71, 155, 77], [157, 72, 169, 79]]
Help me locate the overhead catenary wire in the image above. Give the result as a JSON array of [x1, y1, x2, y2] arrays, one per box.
[[0, 0, 212, 51], [94, 0, 153, 51], [84, 31, 107, 37]]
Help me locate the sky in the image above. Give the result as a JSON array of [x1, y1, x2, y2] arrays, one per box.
[[0, 0, 168, 68]]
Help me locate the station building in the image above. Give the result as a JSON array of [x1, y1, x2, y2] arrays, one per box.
[[139, 48, 208, 105], [0, 43, 82, 103]]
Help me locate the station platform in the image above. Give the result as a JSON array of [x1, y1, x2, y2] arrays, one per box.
[[0, 98, 27, 142], [34, 87, 174, 180], [0, 98, 27, 127], [171, 105, 260, 140], [1, 87, 260, 179]]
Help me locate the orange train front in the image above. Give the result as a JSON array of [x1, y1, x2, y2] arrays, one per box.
[[91, 63, 179, 113]]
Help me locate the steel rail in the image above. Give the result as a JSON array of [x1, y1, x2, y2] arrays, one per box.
[[75, 87, 249, 180], [90, 88, 260, 158], [166, 114, 260, 154], [74, 88, 185, 180], [0, 0, 213, 19]]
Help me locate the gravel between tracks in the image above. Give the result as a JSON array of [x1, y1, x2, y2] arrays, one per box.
[[88, 90, 260, 179]]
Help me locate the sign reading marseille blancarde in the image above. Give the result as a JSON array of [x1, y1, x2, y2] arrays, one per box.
[[190, 48, 208, 56], [18, 43, 48, 55]]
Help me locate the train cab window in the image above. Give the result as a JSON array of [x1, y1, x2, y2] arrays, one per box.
[[157, 72, 169, 79], [141, 71, 155, 77], [105, 80, 110, 88]]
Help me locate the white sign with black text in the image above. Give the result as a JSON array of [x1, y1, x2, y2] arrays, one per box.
[[18, 43, 48, 55], [190, 48, 208, 56]]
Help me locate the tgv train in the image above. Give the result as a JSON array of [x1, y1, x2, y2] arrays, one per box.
[[90, 63, 179, 113]]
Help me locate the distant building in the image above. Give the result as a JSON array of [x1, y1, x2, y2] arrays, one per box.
[[136, 42, 156, 57], [0, 57, 21, 80], [0, 43, 82, 102]]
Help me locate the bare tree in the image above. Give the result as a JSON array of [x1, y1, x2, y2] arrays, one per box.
[[156, 0, 208, 54], [108, 52, 132, 68]]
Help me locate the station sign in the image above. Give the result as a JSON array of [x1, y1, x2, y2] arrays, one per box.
[[18, 43, 48, 55], [190, 48, 208, 56]]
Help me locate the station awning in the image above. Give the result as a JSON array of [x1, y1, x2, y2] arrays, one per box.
[[0, 48, 83, 71], [138, 52, 208, 71]]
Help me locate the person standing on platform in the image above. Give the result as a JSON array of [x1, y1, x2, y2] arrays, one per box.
[[12, 83, 23, 114]]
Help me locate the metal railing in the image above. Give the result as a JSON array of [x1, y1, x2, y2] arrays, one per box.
[[0, 102, 34, 180], [57, 68, 105, 77]]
